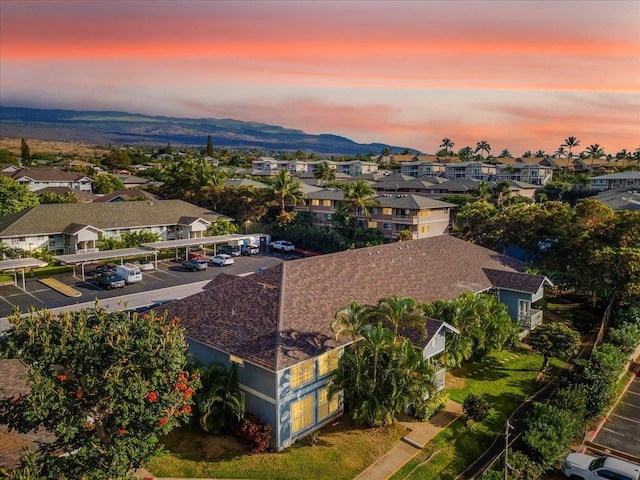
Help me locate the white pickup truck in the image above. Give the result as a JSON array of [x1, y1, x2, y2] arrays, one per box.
[[270, 240, 295, 252]]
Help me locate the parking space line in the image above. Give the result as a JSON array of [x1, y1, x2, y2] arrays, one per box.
[[610, 413, 640, 424], [0, 296, 15, 308], [600, 427, 625, 436]]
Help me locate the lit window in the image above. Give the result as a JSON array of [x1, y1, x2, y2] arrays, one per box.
[[323, 200, 332, 207], [290, 359, 315, 388], [229, 354, 244, 366], [318, 388, 340, 420], [419, 210, 431, 217], [382, 208, 393, 216], [311, 199, 320, 206], [420, 225, 430, 233], [318, 350, 340, 376], [368, 221, 377, 228], [291, 394, 314, 433]]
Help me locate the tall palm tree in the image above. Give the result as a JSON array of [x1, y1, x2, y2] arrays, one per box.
[[585, 144, 605, 170], [475, 140, 491, 160], [313, 161, 336, 186], [458, 146, 474, 162], [440, 138, 454, 156], [562, 136, 580, 169], [331, 301, 374, 343], [554, 146, 566, 162], [337, 180, 380, 236], [271, 168, 305, 216], [535, 150, 546, 158], [373, 296, 426, 339]]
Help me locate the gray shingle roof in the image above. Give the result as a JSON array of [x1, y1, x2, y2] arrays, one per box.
[[4, 166, 92, 183], [0, 200, 225, 237], [593, 186, 640, 211], [165, 235, 533, 372]]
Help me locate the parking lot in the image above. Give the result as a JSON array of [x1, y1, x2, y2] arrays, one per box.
[[0, 252, 288, 320], [589, 370, 640, 462]]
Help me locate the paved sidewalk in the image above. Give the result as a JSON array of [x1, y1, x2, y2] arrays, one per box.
[[354, 400, 463, 480]]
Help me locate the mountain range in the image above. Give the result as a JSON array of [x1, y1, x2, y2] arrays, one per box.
[[0, 106, 414, 155]]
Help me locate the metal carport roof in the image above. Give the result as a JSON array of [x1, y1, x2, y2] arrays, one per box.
[[141, 233, 268, 250], [0, 258, 50, 291], [52, 248, 157, 281]]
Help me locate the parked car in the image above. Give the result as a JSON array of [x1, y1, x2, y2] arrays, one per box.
[[134, 259, 155, 271], [241, 244, 260, 256], [95, 272, 126, 290], [210, 254, 234, 267], [270, 240, 295, 252], [562, 453, 640, 480], [94, 262, 118, 275], [182, 259, 208, 271], [187, 252, 206, 260], [219, 244, 241, 257]]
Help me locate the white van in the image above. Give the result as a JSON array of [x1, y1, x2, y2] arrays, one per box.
[[114, 263, 143, 284]]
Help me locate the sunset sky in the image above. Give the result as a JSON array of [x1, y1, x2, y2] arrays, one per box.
[[1, 0, 639, 155]]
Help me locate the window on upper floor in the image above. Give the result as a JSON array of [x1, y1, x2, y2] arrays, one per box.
[[318, 350, 340, 376], [419, 210, 430, 217], [311, 199, 320, 206], [383, 223, 392, 230], [368, 221, 377, 228], [290, 359, 315, 388], [322, 200, 332, 207], [420, 225, 430, 234], [382, 208, 392, 216]]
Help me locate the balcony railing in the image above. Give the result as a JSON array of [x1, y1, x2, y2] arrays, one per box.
[[434, 367, 446, 391], [518, 308, 543, 329]]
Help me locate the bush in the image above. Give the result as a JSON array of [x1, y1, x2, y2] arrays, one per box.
[[463, 393, 490, 423], [561, 359, 615, 419], [607, 322, 640, 354], [522, 403, 577, 468], [230, 412, 272, 453], [411, 390, 448, 421], [551, 386, 588, 425], [592, 343, 628, 381]]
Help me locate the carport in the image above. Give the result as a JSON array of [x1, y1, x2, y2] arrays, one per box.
[[141, 233, 270, 259], [0, 258, 49, 292], [53, 248, 158, 281]]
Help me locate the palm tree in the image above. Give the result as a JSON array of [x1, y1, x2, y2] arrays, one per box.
[[585, 144, 605, 170], [475, 141, 491, 160], [554, 146, 566, 161], [337, 180, 380, 237], [373, 295, 426, 339], [535, 150, 546, 158], [271, 168, 305, 217], [562, 136, 580, 169], [440, 138, 454, 156], [313, 161, 336, 186], [195, 363, 245, 433], [331, 301, 374, 343], [458, 146, 474, 162]]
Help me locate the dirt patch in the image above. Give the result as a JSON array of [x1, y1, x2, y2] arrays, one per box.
[[159, 428, 245, 461], [0, 137, 109, 157]]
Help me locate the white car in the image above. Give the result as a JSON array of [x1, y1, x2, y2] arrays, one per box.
[[210, 254, 234, 267], [562, 453, 639, 480], [270, 240, 295, 252], [134, 259, 155, 271]]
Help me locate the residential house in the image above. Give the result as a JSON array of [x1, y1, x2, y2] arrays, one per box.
[[444, 162, 498, 180], [589, 171, 640, 192], [93, 189, 159, 203], [2, 166, 93, 193], [0, 200, 228, 254], [400, 160, 446, 178], [495, 162, 553, 186], [163, 234, 548, 450]]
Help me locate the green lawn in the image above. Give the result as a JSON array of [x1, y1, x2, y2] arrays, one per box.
[[390, 349, 553, 480], [147, 419, 408, 480]]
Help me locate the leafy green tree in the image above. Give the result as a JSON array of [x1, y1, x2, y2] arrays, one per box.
[[331, 301, 374, 342], [193, 362, 244, 434], [551, 386, 588, 423], [561, 358, 615, 418], [458, 146, 474, 161], [454, 200, 498, 246], [0, 148, 17, 163], [0, 176, 39, 216], [20, 138, 31, 162], [522, 403, 578, 468], [397, 230, 413, 241], [0, 306, 198, 479], [93, 174, 125, 194], [120, 230, 161, 248], [96, 236, 125, 251], [102, 151, 132, 170], [525, 323, 580, 371], [585, 143, 605, 168], [462, 393, 490, 424], [38, 191, 79, 204], [206, 218, 238, 236]]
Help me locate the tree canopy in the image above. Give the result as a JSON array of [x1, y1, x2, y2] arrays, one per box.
[[0, 176, 39, 216], [0, 305, 198, 479]]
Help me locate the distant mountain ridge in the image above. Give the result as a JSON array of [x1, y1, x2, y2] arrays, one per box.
[[0, 106, 414, 155]]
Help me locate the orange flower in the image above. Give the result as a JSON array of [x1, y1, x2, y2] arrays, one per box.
[[76, 392, 83, 399], [118, 428, 127, 435], [181, 405, 192, 414], [183, 387, 195, 399], [146, 391, 158, 403], [174, 382, 187, 391], [158, 417, 168, 426], [57, 374, 67, 381]]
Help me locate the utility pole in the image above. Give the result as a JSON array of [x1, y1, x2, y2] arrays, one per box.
[[504, 420, 512, 480]]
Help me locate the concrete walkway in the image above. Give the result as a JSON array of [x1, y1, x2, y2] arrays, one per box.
[[354, 400, 463, 480]]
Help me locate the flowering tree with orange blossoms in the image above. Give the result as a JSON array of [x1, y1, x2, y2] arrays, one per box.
[[0, 303, 199, 479]]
